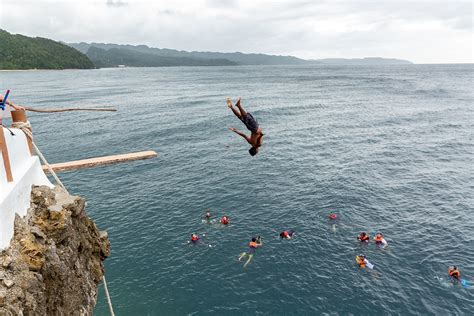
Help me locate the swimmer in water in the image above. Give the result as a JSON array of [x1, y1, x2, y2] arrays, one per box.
[[190, 233, 200, 244], [220, 216, 229, 225], [448, 266, 461, 280], [358, 232, 370, 242], [204, 211, 212, 223], [356, 254, 374, 269], [329, 213, 337, 220], [279, 230, 295, 239], [238, 236, 262, 268], [374, 232, 388, 248]]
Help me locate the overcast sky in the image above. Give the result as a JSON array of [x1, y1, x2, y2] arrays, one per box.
[[1, 0, 472, 63]]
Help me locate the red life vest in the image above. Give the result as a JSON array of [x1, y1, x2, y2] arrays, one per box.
[[191, 235, 199, 241], [449, 269, 460, 279], [221, 217, 229, 225], [359, 234, 369, 242]]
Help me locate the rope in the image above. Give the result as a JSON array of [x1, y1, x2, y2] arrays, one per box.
[[13, 121, 69, 195], [12, 121, 116, 316], [102, 275, 116, 316]]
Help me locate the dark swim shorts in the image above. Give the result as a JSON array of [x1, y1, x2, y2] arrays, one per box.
[[240, 113, 259, 133], [248, 246, 256, 254]]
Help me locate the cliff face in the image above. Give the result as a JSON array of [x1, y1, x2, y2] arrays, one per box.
[[0, 186, 109, 315]]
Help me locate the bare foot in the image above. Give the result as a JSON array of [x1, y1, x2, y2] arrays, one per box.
[[229, 127, 236, 132], [235, 97, 241, 107], [226, 98, 233, 108]]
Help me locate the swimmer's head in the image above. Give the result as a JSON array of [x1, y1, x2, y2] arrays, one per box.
[[358, 254, 365, 258], [249, 147, 258, 156], [360, 232, 367, 236], [251, 237, 257, 242]]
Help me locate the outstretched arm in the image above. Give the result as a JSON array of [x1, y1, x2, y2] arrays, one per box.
[[229, 128, 250, 142]]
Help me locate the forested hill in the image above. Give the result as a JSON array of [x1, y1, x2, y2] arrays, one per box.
[[69, 42, 310, 67], [0, 30, 94, 70]]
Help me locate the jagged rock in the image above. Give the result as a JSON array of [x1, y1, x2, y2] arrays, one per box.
[[0, 185, 109, 315], [3, 280, 14, 288], [1, 257, 12, 269]]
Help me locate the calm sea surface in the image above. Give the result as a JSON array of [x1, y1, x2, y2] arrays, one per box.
[[1, 64, 473, 315]]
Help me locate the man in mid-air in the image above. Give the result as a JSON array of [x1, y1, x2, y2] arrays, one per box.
[[227, 97, 264, 156]]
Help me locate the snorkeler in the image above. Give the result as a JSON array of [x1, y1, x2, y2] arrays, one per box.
[[227, 97, 264, 156], [238, 236, 262, 268], [448, 266, 461, 280], [280, 230, 295, 239], [374, 232, 388, 248], [356, 254, 374, 269], [220, 216, 229, 225], [358, 232, 370, 242]]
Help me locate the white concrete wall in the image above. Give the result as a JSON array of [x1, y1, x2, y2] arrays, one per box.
[[0, 127, 53, 249]]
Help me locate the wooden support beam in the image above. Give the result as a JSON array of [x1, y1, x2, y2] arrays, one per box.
[[0, 128, 14, 182], [42, 151, 158, 173]]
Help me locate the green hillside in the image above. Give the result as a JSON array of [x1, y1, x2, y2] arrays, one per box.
[[0, 29, 94, 70]]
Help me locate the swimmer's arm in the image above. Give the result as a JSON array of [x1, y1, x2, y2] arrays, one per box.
[[229, 128, 250, 142], [382, 239, 388, 248]]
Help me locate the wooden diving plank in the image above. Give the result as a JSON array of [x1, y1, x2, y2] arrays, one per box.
[[42, 151, 157, 173]]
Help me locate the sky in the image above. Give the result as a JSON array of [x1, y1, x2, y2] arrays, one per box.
[[0, 0, 472, 63]]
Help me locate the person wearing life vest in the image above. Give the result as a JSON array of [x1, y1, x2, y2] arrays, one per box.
[[448, 266, 461, 280], [356, 254, 367, 268], [238, 236, 262, 268], [220, 216, 229, 225], [190, 233, 200, 243], [279, 230, 295, 239], [374, 232, 388, 248], [358, 232, 369, 242], [355, 254, 374, 269], [329, 214, 337, 220]]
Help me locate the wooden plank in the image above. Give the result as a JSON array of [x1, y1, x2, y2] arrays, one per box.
[[0, 128, 14, 182], [42, 151, 157, 173]]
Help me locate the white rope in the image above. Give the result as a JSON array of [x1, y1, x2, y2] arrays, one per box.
[[13, 121, 69, 195], [13, 121, 116, 316], [103, 275, 116, 316]]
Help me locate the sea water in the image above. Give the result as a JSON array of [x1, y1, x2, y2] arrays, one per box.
[[1, 64, 473, 315]]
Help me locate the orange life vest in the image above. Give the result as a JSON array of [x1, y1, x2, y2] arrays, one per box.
[[359, 235, 369, 242], [249, 241, 258, 248], [356, 256, 366, 268], [374, 235, 383, 243]]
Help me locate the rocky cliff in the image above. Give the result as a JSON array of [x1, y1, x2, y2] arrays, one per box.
[[0, 186, 109, 315]]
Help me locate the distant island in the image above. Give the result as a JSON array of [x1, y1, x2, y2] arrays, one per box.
[[69, 42, 413, 68], [0, 29, 413, 70], [0, 30, 93, 70]]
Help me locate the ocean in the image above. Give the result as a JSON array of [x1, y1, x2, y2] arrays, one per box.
[[2, 64, 473, 315]]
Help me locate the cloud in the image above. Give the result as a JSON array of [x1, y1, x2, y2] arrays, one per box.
[[0, 0, 472, 63], [106, 0, 128, 8]]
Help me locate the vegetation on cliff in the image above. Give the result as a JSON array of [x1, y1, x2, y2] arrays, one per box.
[[0, 30, 94, 70]]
